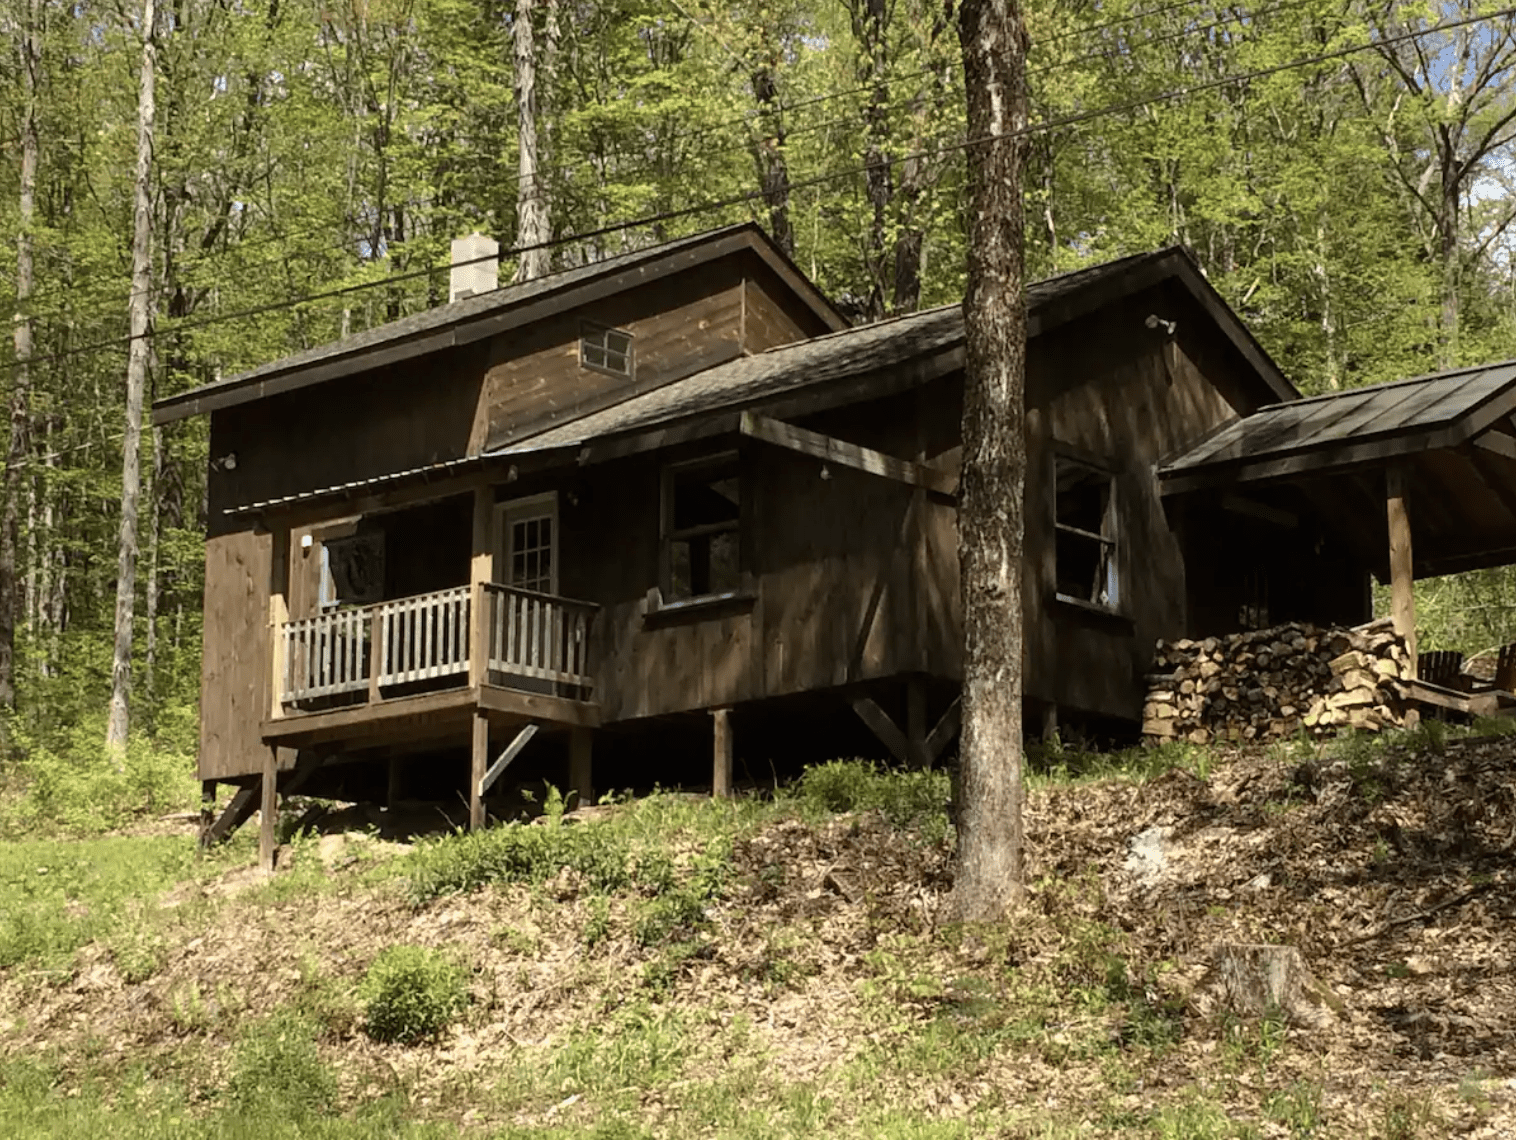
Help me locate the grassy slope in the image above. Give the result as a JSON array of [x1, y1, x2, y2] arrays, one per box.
[[1, 739, 1513, 1139]]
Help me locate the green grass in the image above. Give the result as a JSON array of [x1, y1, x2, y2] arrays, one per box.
[[0, 833, 244, 973]]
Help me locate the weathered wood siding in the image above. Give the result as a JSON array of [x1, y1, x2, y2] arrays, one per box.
[[474, 254, 834, 452], [198, 530, 273, 781], [1023, 284, 1277, 720]]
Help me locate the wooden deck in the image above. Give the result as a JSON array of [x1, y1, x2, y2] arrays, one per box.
[[266, 581, 600, 750], [260, 682, 599, 750]]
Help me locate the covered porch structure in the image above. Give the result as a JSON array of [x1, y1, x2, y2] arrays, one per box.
[[1161, 359, 1516, 713]]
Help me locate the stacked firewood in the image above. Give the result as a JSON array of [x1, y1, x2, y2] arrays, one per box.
[[1143, 618, 1412, 744]]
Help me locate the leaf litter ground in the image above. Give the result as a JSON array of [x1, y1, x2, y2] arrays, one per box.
[[1, 734, 1514, 1137]]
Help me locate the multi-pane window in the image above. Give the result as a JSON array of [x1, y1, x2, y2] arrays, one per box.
[[1054, 456, 1118, 609], [580, 323, 634, 376], [664, 456, 742, 601], [509, 513, 554, 593]]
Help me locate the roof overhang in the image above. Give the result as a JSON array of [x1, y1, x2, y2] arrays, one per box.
[[1160, 360, 1516, 579], [152, 224, 847, 426]]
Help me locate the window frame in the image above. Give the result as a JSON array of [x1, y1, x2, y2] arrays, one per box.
[[579, 321, 635, 379], [1052, 450, 1121, 614], [658, 450, 746, 606]]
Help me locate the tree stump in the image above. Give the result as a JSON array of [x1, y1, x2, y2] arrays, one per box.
[[1200, 943, 1345, 1028]]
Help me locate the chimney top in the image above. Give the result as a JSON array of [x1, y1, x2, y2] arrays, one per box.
[[449, 233, 499, 303]]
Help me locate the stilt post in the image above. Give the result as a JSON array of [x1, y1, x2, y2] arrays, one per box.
[[906, 677, 929, 768], [712, 707, 733, 798], [259, 748, 278, 874], [470, 711, 489, 831], [569, 727, 593, 809], [198, 780, 216, 852]]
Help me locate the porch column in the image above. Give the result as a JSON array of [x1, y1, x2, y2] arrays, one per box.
[[1387, 465, 1417, 677], [268, 525, 290, 719], [470, 486, 495, 689], [712, 707, 733, 799]]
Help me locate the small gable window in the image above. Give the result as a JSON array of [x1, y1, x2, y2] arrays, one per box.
[[1054, 455, 1118, 610], [663, 454, 742, 602], [581, 323, 634, 377]]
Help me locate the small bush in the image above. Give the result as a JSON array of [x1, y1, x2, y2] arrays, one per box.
[[407, 818, 633, 902], [794, 760, 949, 831], [360, 944, 469, 1044], [226, 1011, 338, 1118]]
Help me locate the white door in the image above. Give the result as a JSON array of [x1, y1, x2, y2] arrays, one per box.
[[496, 493, 558, 595]]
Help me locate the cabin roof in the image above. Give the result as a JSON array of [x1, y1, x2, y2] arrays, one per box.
[[500, 244, 1296, 454], [152, 223, 847, 425], [1161, 359, 1516, 486], [223, 245, 1296, 520]]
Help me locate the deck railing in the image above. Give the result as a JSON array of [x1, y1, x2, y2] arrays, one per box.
[[278, 583, 595, 710], [483, 582, 597, 690]]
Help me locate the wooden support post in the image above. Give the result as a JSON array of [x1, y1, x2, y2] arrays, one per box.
[[1387, 466, 1417, 677], [569, 727, 593, 809], [470, 711, 489, 831], [1040, 701, 1060, 745], [386, 756, 402, 811], [259, 748, 278, 874], [712, 707, 733, 798], [268, 526, 291, 719], [906, 678, 929, 769], [368, 607, 383, 705], [198, 780, 216, 852], [470, 487, 494, 688]]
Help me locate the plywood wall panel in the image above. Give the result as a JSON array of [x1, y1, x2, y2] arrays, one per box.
[[199, 529, 273, 781]]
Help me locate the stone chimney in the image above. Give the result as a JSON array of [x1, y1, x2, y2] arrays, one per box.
[[449, 233, 499, 302]]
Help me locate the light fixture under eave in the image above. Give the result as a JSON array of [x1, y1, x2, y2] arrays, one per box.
[[820, 464, 832, 481]]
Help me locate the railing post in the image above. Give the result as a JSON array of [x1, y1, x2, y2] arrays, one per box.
[[268, 526, 290, 719], [470, 486, 494, 689], [368, 605, 383, 705]]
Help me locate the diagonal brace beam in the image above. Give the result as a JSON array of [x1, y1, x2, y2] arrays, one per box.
[[479, 723, 539, 797]]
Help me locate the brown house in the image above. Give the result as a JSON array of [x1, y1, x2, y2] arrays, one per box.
[[156, 224, 1375, 857]]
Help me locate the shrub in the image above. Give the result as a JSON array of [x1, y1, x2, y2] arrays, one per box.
[[226, 1011, 338, 1118], [360, 945, 469, 1044], [407, 818, 633, 902], [795, 759, 950, 831]]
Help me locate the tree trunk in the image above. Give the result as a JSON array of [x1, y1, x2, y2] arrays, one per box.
[[751, 64, 794, 257], [1439, 171, 1459, 369], [107, 0, 157, 756], [946, 0, 1030, 923], [514, 0, 552, 281], [1, 0, 42, 715], [853, 0, 891, 321], [144, 424, 164, 719]]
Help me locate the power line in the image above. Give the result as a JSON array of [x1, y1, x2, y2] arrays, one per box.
[[6, 0, 1340, 331], [5, 3, 1508, 378]]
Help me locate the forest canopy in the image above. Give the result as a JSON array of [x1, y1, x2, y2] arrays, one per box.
[[1, 0, 1514, 751]]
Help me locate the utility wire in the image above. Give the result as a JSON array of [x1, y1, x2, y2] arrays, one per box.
[[5, 4, 1509, 377], [5, 0, 1345, 328]]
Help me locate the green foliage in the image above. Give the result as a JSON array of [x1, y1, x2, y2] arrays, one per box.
[[359, 945, 470, 1044], [1265, 1080, 1324, 1137], [225, 1011, 339, 1118], [794, 760, 950, 833], [0, 834, 221, 971], [0, 716, 197, 837], [407, 815, 634, 901]]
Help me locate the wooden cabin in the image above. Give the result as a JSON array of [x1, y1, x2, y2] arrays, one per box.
[[156, 223, 1382, 855]]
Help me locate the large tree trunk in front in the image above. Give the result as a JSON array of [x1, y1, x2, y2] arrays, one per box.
[[107, 0, 157, 756], [1, 0, 43, 716], [852, 0, 890, 321], [946, 0, 1030, 923], [1439, 172, 1459, 369], [514, 0, 552, 281]]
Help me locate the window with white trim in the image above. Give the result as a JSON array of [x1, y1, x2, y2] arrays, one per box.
[[1054, 456, 1118, 609], [663, 455, 742, 601], [580, 323, 633, 377]]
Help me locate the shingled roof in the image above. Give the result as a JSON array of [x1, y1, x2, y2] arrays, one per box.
[[152, 223, 846, 425], [223, 243, 1294, 519]]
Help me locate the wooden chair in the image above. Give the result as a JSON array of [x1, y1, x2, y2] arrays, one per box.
[[1495, 643, 1516, 693], [1417, 650, 1464, 688]]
